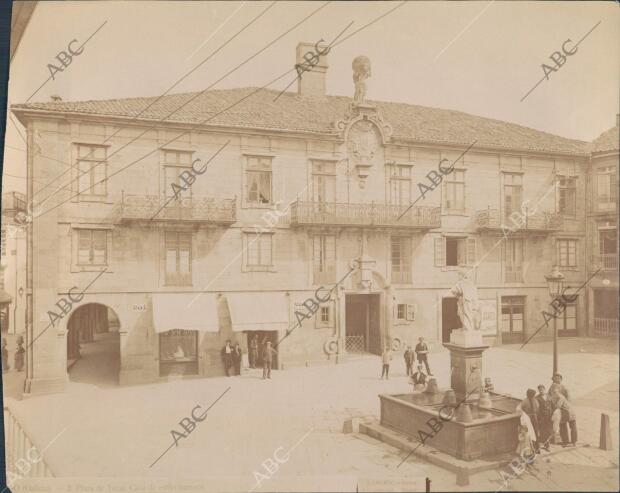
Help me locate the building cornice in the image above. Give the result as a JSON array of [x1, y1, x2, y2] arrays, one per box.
[[11, 107, 590, 161]]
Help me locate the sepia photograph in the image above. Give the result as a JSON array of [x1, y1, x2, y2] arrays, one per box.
[[0, 1, 618, 491]]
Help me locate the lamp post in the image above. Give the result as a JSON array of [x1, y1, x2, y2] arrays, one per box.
[[545, 265, 565, 375]]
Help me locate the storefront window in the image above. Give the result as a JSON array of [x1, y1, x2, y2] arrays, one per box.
[[159, 329, 198, 375]]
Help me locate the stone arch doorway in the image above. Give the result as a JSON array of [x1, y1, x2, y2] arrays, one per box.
[[66, 303, 121, 387]]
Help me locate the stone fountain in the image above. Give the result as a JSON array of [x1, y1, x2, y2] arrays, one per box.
[[373, 271, 521, 463]]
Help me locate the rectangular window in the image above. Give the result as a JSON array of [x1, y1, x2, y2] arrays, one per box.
[[246, 156, 272, 205], [501, 296, 525, 343], [596, 167, 617, 211], [76, 144, 107, 198], [313, 235, 335, 283], [599, 229, 617, 270], [435, 237, 475, 267], [397, 304, 406, 320], [557, 176, 577, 216], [504, 238, 524, 282], [446, 238, 465, 267], [503, 173, 523, 222], [312, 161, 336, 204], [164, 150, 193, 199], [557, 239, 577, 268], [391, 236, 411, 283], [165, 231, 192, 285], [389, 165, 412, 206], [315, 301, 334, 328], [159, 329, 198, 376], [77, 229, 107, 266], [247, 233, 273, 269], [444, 169, 465, 211], [558, 300, 577, 334]]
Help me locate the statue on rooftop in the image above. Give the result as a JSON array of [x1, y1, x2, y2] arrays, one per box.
[[352, 56, 371, 104], [450, 269, 481, 331]]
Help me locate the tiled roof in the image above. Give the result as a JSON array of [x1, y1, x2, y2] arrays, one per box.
[[12, 87, 589, 156], [590, 125, 619, 154]]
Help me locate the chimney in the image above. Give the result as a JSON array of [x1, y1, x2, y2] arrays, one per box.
[[296, 42, 328, 97]]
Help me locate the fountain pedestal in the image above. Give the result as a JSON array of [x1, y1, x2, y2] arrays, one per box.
[[443, 329, 489, 401]]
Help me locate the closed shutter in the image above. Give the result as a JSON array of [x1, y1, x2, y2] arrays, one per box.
[[78, 230, 91, 264], [467, 237, 476, 265], [325, 235, 336, 273], [406, 303, 416, 321], [434, 237, 445, 267]]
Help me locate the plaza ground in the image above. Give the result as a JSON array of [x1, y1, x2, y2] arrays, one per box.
[[2, 337, 619, 492]]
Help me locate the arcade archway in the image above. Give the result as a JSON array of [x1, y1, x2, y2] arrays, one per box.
[[66, 303, 120, 387]]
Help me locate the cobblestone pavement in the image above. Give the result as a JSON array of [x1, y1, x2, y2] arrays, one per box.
[[2, 337, 618, 492]]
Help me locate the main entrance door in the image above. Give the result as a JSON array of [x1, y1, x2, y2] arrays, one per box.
[[345, 294, 381, 355], [442, 297, 460, 342]]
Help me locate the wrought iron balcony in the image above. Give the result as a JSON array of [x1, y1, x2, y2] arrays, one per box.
[[117, 193, 236, 224], [590, 253, 618, 272], [289, 201, 441, 229], [474, 208, 562, 233]]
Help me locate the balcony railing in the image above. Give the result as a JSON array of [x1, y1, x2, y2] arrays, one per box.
[[591, 253, 618, 271], [474, 208, 562, 233], [392, 270, 412, 284], [600, 253, 618, 270], [290, 201, 441, 229], [593, 318, 618, 338], [117, 193, 236, 224]]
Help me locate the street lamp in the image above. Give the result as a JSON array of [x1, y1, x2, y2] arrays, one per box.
[[545, 265, 565, 375]]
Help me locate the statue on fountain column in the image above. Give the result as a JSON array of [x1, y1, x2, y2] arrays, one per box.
[[451, 269, 481, 332], [352, 56, 371, 105]]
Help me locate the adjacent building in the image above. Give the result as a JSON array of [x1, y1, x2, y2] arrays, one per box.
[[1, 191, 27, 336], [10, 43, 618, 394], [586, 121, 619, 338]]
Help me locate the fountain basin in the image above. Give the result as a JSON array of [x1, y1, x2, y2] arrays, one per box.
[[379, 391, 521, 461]]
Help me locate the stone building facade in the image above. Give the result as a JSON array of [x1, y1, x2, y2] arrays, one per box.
[[10, 44, 617, 393], [585, 121, 619, 338]]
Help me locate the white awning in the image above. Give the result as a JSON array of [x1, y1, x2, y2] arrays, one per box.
[[152, 293, 219, 333], [227, 292, 289, 332]]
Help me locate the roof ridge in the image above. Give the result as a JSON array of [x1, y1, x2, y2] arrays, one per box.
[[11, 87, 590, 154]]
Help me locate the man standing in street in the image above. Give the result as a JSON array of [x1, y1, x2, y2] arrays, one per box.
[[415, 337, 432, 376], [221, 340, 233, 377], [403, 345, 415, 376], [381, 346, 392, 380], [262, 341, 278, 380]]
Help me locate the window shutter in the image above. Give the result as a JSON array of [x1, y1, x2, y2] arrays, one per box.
[[406, 303, 416, 321], [467, 238, 476, 265], [434, 237, 445, 267]]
